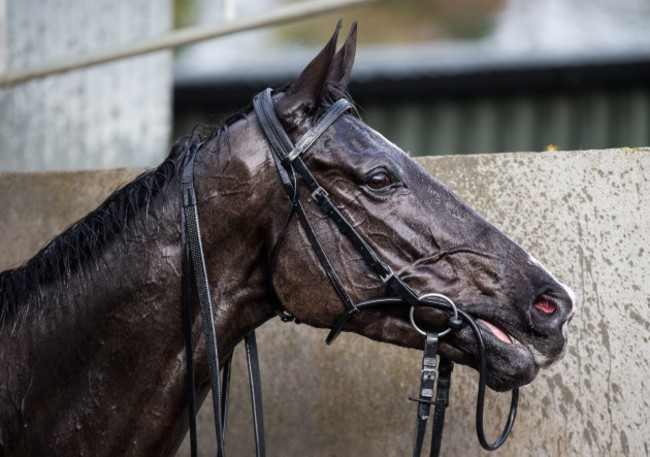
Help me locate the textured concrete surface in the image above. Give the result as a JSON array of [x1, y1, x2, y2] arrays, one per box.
[[0, 169, 142, 271], [1, 149, 648, 456], [0, 0, 172, 171]]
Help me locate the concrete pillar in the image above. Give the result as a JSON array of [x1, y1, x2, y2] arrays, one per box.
[[0, 0, 172, 171]]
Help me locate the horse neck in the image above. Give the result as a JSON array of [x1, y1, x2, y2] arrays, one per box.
[[0, 124, 279, 456]]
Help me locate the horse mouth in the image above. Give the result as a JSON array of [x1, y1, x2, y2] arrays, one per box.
[[423, 290, 572, 392], [476, 319, 515, 344], [444, 315, 553, 392]]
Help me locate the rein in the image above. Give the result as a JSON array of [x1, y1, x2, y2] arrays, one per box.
[[179, 88, 518, 457]]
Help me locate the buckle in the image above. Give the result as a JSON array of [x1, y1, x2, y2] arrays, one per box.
[[380, 266, 394, 284], [311, 186, 328, 200], [181, 184, 196, 207], [421, 367, 438, 382], [275, 309, 296, 323]]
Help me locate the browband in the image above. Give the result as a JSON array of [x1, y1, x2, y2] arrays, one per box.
[[253, 88, 352, 164]]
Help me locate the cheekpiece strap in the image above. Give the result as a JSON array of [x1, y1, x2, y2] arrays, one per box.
[[253, 88, 294, 163], [253, 88, 360, 323]]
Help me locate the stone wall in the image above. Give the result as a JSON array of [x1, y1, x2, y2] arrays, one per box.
[[1, 148, 647, 456]]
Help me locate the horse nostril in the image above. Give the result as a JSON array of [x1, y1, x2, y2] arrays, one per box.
[[533, 295, 557, 314]]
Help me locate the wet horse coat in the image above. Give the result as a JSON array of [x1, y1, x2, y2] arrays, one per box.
[[0, 25, 576, 456]]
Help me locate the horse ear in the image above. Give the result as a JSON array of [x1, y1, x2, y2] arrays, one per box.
[[327, 22, 357, 87], [275, 22, 342, 122]]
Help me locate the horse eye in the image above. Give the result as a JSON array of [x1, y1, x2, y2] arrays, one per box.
[[365, 172, 392, 190]]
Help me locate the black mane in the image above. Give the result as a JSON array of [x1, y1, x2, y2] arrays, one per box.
[[0, 133, 198, 327], [0, 85, 353, 328]]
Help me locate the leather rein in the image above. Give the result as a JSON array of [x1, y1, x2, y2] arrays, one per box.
[[180, 88, 518, 457]]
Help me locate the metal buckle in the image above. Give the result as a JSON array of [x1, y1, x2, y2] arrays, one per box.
[[311, 186, 328, 200], [275, 309, 296, 323], [421, 367, 438, 382], [379, 266, 394, 283]]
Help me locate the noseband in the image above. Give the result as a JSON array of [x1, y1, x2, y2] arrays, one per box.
[[180, 88, 518, 457]]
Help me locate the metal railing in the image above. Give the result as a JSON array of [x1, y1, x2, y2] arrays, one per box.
[[0, 0, 377, 88]]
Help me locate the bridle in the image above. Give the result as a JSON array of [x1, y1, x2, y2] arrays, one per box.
[[180, 88, 519, 457]]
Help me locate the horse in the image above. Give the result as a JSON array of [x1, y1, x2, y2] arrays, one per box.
[[0, 24, 577, 456]]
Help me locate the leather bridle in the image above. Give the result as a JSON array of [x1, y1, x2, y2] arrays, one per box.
[[180, 88, 519, 457]]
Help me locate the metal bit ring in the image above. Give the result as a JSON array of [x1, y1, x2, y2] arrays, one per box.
[[409, 293, 459, 337]]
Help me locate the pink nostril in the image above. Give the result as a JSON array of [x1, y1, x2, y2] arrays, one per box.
[[533, 296, 557, 314]]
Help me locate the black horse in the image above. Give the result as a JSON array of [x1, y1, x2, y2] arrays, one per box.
[[0, 24, 576, 456]]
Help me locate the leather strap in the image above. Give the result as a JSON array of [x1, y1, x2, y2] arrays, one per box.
[[245, 332, 266, 457], [220, 353, 233, 449], [181, 144, 266, 457], [181, 145, 227, 457], [253, 88, 351, 166], [429, 358, 454, 457], [181, 190, 198, 457], [253, 88, 421, 344], [287, 98, 352, 162], [253, 88, 295, 164], [254, 90, 359, 323], [410, 333, 439, 457]]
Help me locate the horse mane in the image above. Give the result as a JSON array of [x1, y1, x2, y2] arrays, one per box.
[[0, 135, 184, 328], [0, 84, 353, 328]]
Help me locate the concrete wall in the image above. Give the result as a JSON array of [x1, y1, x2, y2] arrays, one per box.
[[0, 0, 172, 171], [1, 149, 648, 456]]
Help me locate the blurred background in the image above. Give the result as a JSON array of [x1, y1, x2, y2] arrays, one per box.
[[1, 0, 650, 171]]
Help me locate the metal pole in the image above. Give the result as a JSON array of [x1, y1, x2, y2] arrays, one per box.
[[0, 0, 378, 88]]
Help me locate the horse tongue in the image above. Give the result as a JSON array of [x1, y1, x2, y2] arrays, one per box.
[[477, 319, 512, 344]]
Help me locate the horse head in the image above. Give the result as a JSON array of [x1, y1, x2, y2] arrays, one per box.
[[257, 24, 577, 392]]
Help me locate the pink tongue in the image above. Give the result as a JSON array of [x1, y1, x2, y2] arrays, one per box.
[[477, 319, 512, 344]]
